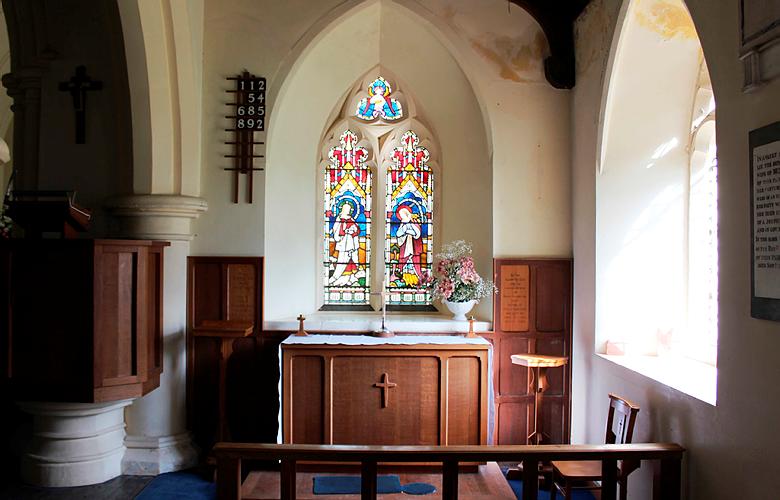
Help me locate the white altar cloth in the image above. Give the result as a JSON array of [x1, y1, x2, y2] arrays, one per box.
[[278, 334, 494, 444], [281, 333, 491, 346]]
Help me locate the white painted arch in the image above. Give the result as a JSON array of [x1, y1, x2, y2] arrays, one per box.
[[264, 0, 494, 320]]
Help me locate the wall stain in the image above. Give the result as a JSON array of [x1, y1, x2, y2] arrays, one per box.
[[574, 0, 612, 76], [635, 0, 697, 40], [470, 30, 547, 82]]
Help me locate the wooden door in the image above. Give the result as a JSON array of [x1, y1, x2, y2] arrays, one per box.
[[488, 259, 572, 445]]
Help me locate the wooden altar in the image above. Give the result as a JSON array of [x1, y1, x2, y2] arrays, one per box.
[[281, 335, 489, 447]]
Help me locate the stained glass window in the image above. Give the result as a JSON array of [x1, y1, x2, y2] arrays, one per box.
[[385, 130, 433, 306], [356, 77, 403, 121], [323, 130, 372, 305]]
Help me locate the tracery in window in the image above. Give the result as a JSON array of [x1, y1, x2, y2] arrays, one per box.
[[355, 76, 403, 121], [385, 130, 433, 306], [323, 129, 372, 306]]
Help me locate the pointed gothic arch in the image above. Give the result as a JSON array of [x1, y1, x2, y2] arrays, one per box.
[[264, 1, 491, 320]]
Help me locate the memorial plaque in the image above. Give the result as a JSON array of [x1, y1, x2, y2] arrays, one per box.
[[750, 121, 780, 321], [499, 264, 530, 332]]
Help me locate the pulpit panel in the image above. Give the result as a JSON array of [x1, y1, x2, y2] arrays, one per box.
[[331, 356, 439, 445], [1, 240, 166, 403]]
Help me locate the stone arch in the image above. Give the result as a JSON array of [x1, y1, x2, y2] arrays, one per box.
[[264, 0, 492, 320]]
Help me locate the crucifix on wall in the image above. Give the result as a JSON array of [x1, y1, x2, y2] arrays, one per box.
[[58, 65, 103, 144]]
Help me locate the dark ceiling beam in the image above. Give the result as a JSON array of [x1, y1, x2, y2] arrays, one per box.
[[508, 0, 591, 89]]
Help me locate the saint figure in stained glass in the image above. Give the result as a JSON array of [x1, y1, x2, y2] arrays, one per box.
[[324, 130, 372, 305], [356, 77, 403, 121], [385, 130, 433, 306], [331, 199, 361, 285], [396, 204, 423, 285]]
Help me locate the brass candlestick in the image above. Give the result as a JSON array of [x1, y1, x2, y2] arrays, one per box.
[[466, 316, 477, 338]]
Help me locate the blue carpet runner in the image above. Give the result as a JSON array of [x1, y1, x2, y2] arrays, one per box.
[[313, 475, 436, 495], [135, 471, 215, 500], [313, 475, 403, 494], [504, 476, 595, 500], [133, 466, 592, 498]]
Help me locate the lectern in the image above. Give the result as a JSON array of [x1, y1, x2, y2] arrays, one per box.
[[6, 190, 91, 238]]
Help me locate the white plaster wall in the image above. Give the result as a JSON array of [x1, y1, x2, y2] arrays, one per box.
[[572, 0, 780, 497], [490, 81, 571, 257], [192, 0, 347, 257], [261, 2, 381, 320], [194, 0, 573, 323], [379, 3, 492, 319]]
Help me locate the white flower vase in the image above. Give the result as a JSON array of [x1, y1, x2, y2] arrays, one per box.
[[442, 299, 476, 321]]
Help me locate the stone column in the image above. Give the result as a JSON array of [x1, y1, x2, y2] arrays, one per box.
[[106, 194, 207, 475], [19, 400, 133, 487]]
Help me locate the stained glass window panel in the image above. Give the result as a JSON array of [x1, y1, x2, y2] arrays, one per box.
[[356, 77, 403, 121], [385, 130, 433, 306], [323, 130, 372, 305]]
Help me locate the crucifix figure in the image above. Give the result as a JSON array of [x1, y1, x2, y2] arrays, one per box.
[[373, 372, 397, 408], [58, 66, 103, 144]]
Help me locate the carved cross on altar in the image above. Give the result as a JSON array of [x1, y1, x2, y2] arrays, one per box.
[[58, 66, 103, 144], [373, 372, 397, 408]]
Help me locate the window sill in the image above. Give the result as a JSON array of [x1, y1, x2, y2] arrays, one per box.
[[264, 311, 492, 334], [597, 353, 717, 406]]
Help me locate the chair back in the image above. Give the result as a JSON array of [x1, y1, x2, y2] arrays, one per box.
[[605, 393, 640, 445]]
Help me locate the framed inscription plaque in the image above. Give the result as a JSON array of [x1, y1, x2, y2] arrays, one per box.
[[750, 121, 780, 321], [499, 264, 530, 332]]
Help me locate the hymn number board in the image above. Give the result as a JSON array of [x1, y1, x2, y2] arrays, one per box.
[[225, 71, 266, 203], [235, 77, 265, 131]]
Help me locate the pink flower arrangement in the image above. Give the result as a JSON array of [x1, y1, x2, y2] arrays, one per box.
[[427, 241, 496, 303]]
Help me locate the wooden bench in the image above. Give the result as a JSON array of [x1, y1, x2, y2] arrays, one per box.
[[213, 442, 684, 500]]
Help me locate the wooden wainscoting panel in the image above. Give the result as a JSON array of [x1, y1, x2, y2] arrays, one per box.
[[535, 264, 568, 332], [191, 261, 223, 326], [497, 336, 530, 396], [539, 396, 567, 445], [187, 256, 265, 452], [493, 258, 572, 445], [535, 338, 567, 396], [497, 401, 531, 445]]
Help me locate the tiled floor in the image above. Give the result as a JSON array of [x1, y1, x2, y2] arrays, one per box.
[[0, 475, 153, 500]]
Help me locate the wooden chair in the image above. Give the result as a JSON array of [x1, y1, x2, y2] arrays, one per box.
[[550, 393, 640, 500]]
